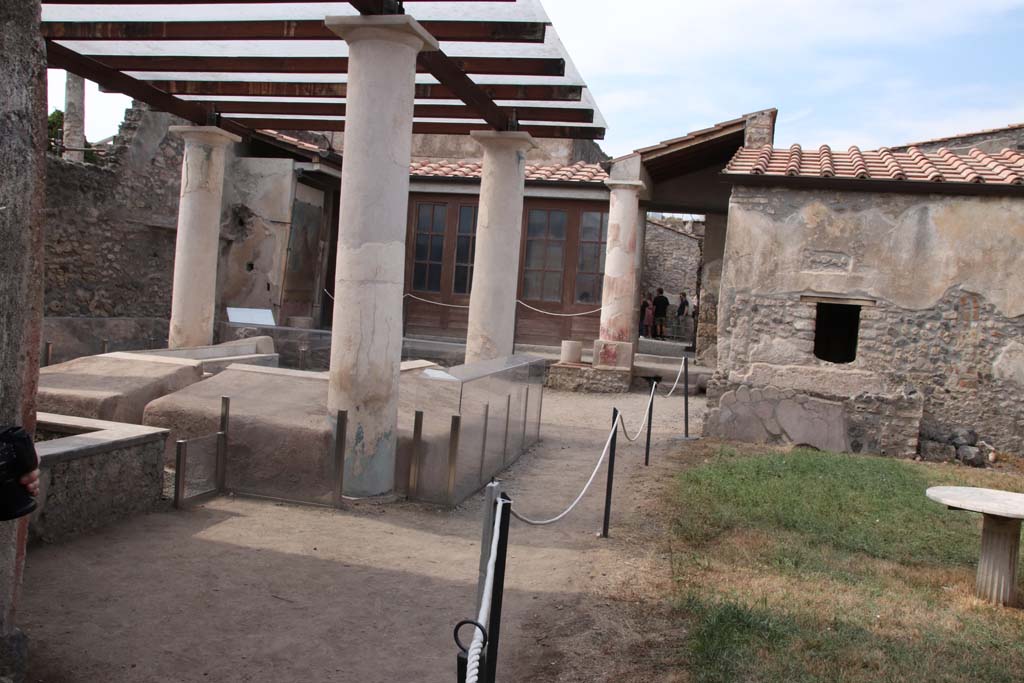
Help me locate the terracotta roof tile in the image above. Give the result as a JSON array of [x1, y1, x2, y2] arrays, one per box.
[[410, 159, 608, 184], [724, 144, 1024, 187]]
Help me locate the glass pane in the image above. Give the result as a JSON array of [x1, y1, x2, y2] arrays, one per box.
[[581, 212, 601, 242], [459, 206, 477, 235], [523, 271, 542, 300], [433, 205, 447, 233], [456, 236, 471, 264], [525, 240, 545, 268], [543, 272, 562, 302], [413, 263, 427, 290], [415, 234, 429, 261], [578, 244, 598, 274], [454, 265, 468, 294], [601, 213, 609, 241], [548, 211, 567, 240], [527, 210, 546, 238], [546, 243, 564, 270], [417, 204, 432, 233], [575, 275, 596, 304], [427, 264, 442, 292], [466, 266, 473, 294], [599, 250, 606, 272], [429, 236, 444, 262]]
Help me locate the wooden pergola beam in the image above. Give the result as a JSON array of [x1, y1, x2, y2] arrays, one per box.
[[232, 117, 604, 140], [93, 55, 567, 77], [207, 100, 595, 123], [143, 80, 584, 102], [42, 19, 548, 43]]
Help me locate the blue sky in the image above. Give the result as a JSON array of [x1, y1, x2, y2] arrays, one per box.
[[48, 0, 1024, 157]]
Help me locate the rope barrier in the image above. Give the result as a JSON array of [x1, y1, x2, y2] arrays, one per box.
[[465, 497, 508, 683], [323, 288, 334, 301], [618, 382, 658, 442], [401, 293, 602, 317], [509, 416, 620, 526], [514, 301, 603, 317], [662, 353, 688, 397]]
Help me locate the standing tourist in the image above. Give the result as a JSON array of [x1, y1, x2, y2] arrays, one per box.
[[653, 288, 670, 340]]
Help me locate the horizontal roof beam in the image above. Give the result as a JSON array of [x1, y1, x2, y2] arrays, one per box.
[[42, 19, 548, 43], [207, 100, 594, 123], [92, 54, 566, 77], [235, 118, 604, 140], [142, 80, 584, 102]]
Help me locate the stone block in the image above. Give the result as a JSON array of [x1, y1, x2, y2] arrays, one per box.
[[593, 340, 633, 371], [920, 439, 956, 463], [560, 340, 583, 364], [546, 363, 631, 394]]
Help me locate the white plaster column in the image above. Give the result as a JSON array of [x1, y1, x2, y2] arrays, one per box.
[[324, 16, 438, 497], [464, 130, 536, 364], [62, 73, 85, 163], [598, 180, 645, 342], [167, 126, 240, 349]]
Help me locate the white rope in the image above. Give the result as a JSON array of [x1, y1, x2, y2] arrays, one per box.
[[515, 301, 603, 317], [465, 498, 508, 683], [401, 293, 602, 317], [403, 293, 470, 309], [509, 416, 621, 526], [323, 288, 334, 301], [662, 353, 688, 397], [618, 382, 657, 442]]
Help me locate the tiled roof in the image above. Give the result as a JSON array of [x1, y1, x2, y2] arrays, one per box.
[[724, 144, 1024, 186], [409, 160, 609, 184]]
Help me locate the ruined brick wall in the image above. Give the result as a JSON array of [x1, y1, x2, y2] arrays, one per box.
[[44, 102, 185, 319], [709, 185, 1024, 455], [641, 218, 702, 305], [894, 126, 1024, 155]]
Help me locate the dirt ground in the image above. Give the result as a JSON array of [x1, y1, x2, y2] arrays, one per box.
[[20, 388, 706, 682]]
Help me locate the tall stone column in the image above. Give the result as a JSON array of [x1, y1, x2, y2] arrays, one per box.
[[594, 180, 644, 369], [324, 16, 438, 497], [0, 1, 46, 677], [167, 126, 239, 349], [62, 73, 86, 163], [465, 131, 535, 364]]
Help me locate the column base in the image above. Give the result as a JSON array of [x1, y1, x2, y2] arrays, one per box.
[[593, 340, 633, 371], [976, 514, 1021, 606], [0, 628, 28, 683]]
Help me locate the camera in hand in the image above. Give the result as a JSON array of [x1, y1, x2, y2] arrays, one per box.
[[0, 427, 39, 521]]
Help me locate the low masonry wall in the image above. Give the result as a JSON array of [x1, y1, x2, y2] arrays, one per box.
[[31, 414, 168, 543]]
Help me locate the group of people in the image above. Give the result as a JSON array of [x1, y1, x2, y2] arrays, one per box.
[[640, 288, 696, 340]]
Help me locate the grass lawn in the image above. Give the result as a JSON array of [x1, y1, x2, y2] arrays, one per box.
[[668, 448, 1024, 683]]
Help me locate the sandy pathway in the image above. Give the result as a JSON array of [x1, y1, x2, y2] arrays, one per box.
[[20, 388, 705, 682]]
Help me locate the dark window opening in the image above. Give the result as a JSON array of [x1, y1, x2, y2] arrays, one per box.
[[413, 203, 446, 292], [813, 302, 860, 364], [453, 204, 478, 295]]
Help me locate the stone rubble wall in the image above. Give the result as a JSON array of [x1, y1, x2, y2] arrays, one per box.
[[641, 219, 702, 318], [44, 102, 185, 320], [711, 184, 1024, 456]]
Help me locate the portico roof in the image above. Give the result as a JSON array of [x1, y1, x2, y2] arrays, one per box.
[[42, 0, 605, 141]]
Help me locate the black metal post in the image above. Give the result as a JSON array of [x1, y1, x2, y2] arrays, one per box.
[[484, 494, 512, 683], [602, 408, 618, 539], [478, 403, 490, 485], [409, 410, 423, 499], [44, 341, 52, 367], [101, 338, 109, 354], [333, 410, 348, 508], [173, 440, 187, 509], [216, 396, 230, 492], [299, 346, 308, 371], [684, 357, 690, 439], [645, 387, 654, 466], [447, 415, 461, 504]]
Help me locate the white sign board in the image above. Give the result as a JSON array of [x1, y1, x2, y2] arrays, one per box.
[[227, 307, 276, 326]]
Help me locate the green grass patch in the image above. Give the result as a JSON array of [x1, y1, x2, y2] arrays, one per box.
[[666, 449, 1024, 682]]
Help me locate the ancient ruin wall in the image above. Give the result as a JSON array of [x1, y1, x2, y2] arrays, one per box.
[[712, 185, 1024, 454], [641, 219, 702, 304], [45, 103, 185, 319]]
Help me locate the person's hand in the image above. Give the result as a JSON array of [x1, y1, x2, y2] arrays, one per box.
[[19, 469, 40, 497]]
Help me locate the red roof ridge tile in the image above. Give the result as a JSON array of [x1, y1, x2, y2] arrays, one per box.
[[877, 147, 906, 180], [937, 147, 984, 184], [847, 145, 869, 179], [818, 144, 835, 178], [907, 146, 945, 182], [785, 144, 802, 176], [751, 144, 773, 175]]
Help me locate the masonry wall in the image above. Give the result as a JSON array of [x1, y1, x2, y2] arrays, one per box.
[[707, 185, 1024, 456], [895, 126, 1024, 155], [641, 219, 702, 304]]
